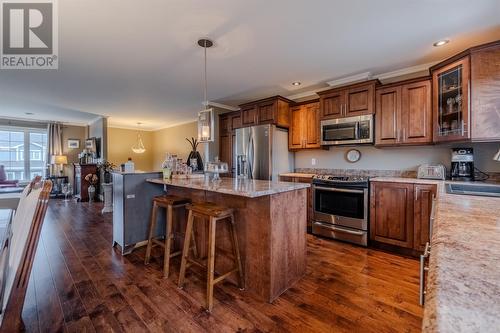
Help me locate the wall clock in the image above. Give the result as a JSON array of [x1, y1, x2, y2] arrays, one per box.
[[345, 149, 361, 163]]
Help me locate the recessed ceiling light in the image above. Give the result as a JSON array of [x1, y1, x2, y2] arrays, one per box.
[[25, 112, 34, 115], [433, 39, 450, 47], [292, 81, 301, 86]]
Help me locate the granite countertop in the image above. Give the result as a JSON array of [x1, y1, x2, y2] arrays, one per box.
[[371, 177, 500, 332], [147, 177, 310, 198], [279, 172, 315, 179]]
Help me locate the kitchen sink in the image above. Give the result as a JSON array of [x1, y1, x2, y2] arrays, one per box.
[[445, 183, 500, 198]]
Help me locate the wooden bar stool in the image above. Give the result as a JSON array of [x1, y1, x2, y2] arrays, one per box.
[[144, 195, 197, 278], [178, 202, 244, 312]]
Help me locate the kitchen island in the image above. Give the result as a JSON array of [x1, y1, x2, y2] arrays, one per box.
[[146, 177, 309, 302]]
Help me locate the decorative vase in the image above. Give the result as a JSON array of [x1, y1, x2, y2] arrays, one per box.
[[104, 171, 111, 184], [187, 150, 203, 172], [88, 185, 96, 202]]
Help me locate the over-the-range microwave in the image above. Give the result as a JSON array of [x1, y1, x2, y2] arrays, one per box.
[[320, 114, 374, 145]]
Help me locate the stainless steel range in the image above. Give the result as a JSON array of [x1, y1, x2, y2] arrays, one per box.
[[312, 175, 369, 246]]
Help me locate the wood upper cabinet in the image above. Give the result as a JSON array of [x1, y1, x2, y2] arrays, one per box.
[[231, 112, 242, 130], [288, 102, 320, 150], [370, 182, 414, 248], [258, 100, 276, 123], [413, 184, 436, 252], [319, 89, 344, 119], [376, 86, 400, 145], [241, 105, 258, 126], [345, 83, 375, 117], [319, 80, 377, 120], [375, 78, 432, 146], [471, 42, 500, 142], [370, 181, 437, 253], [402, 80, 432, 144], [239, 96, 291, 128], [432, 56, 471, 142], [304, 103, 320, 148], [289, 106, 304, 149]]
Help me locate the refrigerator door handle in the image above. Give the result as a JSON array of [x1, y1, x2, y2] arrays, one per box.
[[247, 130, 254, 179]]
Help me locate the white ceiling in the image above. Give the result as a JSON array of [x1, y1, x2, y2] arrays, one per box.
[[1, 0, 499, 130]]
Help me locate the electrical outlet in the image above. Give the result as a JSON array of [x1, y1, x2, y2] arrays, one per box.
[[311, 158, 317, 166]]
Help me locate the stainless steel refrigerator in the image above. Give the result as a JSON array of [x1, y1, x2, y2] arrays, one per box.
[[234, 124, 294, 181]]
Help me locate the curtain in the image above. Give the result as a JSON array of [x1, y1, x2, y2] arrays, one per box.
[[47, 123, 62, 176]]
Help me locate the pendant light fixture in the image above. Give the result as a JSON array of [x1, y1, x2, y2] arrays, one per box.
[[131, 122, 146, 154], [197, 38, 215, 143]]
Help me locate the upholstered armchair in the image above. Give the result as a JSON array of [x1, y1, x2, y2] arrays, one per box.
[[0, 165, 19, 188]]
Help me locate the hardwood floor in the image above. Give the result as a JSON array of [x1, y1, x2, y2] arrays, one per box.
[[21, 200, 423, 333]]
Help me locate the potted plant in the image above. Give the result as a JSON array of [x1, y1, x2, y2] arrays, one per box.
[[186, 137, 203, 172], [84, 173, 99, 202], [99, 160, 116, 183]]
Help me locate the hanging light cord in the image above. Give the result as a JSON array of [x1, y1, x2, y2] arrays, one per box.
[[203, 40, 208, 110]]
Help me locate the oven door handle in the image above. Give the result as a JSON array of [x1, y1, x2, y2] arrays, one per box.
[[313, 222, 365, 236], [313, 186, 365, 194]]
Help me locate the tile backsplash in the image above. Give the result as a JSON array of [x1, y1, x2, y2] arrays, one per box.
[[295, 168, 500, 182], [295, 168, 417, 178]]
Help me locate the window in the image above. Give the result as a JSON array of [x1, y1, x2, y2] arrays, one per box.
[[0, 127, 48, 181]]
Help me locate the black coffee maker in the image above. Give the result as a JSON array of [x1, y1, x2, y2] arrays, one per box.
[[451, 148, 474, 181]]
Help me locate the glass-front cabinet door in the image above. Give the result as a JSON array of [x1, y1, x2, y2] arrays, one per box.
[[432, 56, 470, 142]]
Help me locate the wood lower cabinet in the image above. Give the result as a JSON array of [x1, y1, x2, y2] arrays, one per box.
[[370, 181, 436, 254], [239, 96, 292, 128], [319, 80, 378, 120], [413, 184, 437, 251], [288, 102, 320, 150], [370, 182, 414, 248], [375, 78, 432, 146]]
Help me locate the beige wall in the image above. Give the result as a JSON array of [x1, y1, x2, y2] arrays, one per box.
[[61, 124, 87, 187], [152, 121, 206, 169], [107, 127, 155, 171]]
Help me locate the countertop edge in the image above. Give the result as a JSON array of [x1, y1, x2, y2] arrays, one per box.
[[146, 178, 310, 198]]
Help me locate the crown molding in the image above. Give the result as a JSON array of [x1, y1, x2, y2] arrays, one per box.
[[150, 119, 198, 132], [203, 101, 240, 111], [107, 124, 154, 131], [375, 61, 439, 81], [326, 71, 373, 87], [285, 90, 319, 100]]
